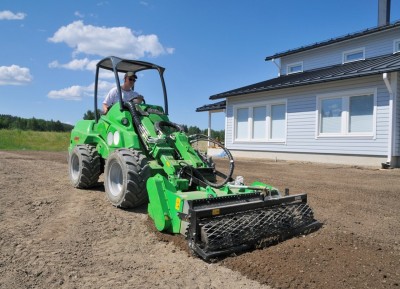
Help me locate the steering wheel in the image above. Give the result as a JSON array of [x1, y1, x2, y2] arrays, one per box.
[[129, 96, 146, 105]]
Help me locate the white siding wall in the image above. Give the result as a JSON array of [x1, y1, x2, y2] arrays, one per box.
[[280, 28, 400, 75], [225, 75, 390, 156]]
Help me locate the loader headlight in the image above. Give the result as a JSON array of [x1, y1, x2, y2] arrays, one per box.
[[107, 131, 120, 146], [107, 132, 113, 145], [113, 131, 120, 145]]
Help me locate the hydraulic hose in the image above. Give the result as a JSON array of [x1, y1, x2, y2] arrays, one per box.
[[124, 101, 150, 150], [188, 134, 235, 189], [154, 120, 184, 134]]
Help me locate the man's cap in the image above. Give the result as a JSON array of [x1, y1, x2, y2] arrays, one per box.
[[124, 72, 137, 79]]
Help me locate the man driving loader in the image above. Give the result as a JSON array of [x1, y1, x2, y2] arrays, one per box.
[[102, 71, 144, 113]]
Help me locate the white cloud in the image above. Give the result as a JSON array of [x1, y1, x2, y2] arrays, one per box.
[[47, 80, 114, 101], [49, 58, 99, 71], [0, 10, 26, 20], [96, 1, 109, 6], [48, 20, 174, 59], [166, 47, 175, 54], [97, 80, 115, 93], [48, 85, 85, 101], [74, 11, 84, 18], [47, 21, 173, 101], [0, 65, 32, 85]]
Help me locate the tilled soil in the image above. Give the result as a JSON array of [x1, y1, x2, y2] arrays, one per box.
[[0, 150, 399, 289]]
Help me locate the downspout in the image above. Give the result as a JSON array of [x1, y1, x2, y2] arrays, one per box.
[[271, 58, 281, 76], [208, 111, 211, 147], [383, 72, 394, 166]]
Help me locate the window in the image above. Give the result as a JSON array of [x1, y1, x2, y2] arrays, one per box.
[[236, 108, 249, 140], [317, 89, 376, 137], [343, 48, 365, 63], [287, 62, 303, 74], [349, 95, 374, 133], [252, 106, 266, 139], [394, 39, 400, 54], [271, 104, 286, 139], [234, 101, 286, 142], [320, 98, 342, 133]]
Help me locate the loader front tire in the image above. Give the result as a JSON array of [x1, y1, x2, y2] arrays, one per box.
[[104, 149, 150, 208], [68, 144, 101, 188]]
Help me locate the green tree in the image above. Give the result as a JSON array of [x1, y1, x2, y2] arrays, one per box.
[[27, 117, 40, 131], [0, 114, 72, 132], [54, 120, 65, 131], [188, 126, 202, 135], [83, 109, 101, 120], [83, 110, 95, 120]]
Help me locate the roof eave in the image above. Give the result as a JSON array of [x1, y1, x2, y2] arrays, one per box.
[[265, 20, 400, 61], [210, 67, 400, 100]]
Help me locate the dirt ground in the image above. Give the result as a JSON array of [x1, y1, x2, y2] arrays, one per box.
[[0, 150, 399, 289]]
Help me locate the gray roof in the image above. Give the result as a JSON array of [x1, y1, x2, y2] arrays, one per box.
[[210, 53, 400, 100], [265, 21, 400, 61], [196, 100, 226, 112]]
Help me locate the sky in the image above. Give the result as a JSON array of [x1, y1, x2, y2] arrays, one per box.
[[1, 0, 399, 130]]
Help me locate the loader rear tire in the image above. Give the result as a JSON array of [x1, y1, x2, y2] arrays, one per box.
[[104, 149, 150, 208], [68, 144, 101, 188]]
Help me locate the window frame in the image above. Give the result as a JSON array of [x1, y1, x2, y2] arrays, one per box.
[[233, 100, 287, 143], [316, 88, 377, 139], [394, 39, 400, 54], [342, 47, 365, 64], [287, 61, 303, 74]]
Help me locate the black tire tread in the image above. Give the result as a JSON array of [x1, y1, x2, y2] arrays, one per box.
[[106, 149, 150, 208], [70, 144, 101, 188]]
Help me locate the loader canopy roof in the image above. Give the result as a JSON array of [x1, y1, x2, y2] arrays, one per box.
[[97, 57, 165, 74]]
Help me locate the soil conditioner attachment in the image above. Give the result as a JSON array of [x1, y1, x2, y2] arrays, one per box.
[[68, 57, 320, 260]]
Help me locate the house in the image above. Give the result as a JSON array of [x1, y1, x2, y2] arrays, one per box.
[[198, 0, 400, 167]]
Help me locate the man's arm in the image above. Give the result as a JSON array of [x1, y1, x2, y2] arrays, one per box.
[[102, 103, 109, 114], [102, 87, 116, 114]]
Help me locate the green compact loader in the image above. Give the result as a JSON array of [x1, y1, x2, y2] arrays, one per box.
[[68, 56, 319, 260]]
